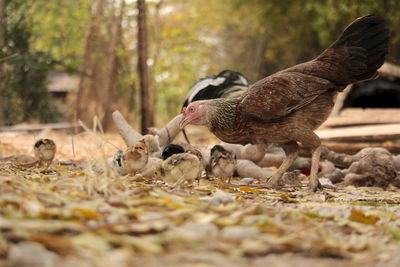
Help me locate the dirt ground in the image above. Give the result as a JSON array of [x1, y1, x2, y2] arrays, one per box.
[[1, 129, 400, 267]]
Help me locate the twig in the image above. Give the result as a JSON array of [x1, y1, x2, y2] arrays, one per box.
[[0, 53, 18, 62]]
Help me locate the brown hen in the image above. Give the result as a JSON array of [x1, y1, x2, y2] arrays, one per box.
[[180, 15, 390, 191]]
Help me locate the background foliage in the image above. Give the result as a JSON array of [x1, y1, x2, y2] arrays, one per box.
[[0, 0, 61, 124], [1, 0, 399, 127]]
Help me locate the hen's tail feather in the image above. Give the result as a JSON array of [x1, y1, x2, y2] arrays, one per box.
[[319, 14, 389, 85]]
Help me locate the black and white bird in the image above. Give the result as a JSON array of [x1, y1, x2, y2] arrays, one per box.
[[181, 70, 249, 143]]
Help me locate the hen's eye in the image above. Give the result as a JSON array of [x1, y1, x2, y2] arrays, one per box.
[[189, 107, 195, 112]]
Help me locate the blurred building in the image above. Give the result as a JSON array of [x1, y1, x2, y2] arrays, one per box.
[[47, 70, 79, 101]]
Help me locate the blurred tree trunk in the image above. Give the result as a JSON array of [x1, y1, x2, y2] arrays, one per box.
[[75, 0, 105, 122], [0, 0, 4, 45], [137, 0, 153, 134], [102, 0, 124, 131], [149, 0, 163, 120], [0, 0, 6, 125]]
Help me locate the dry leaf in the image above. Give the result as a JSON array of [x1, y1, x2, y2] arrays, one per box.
[[73, 207, 102, 220], [349, 209, 380, 225], [239, 186, 260, 193]]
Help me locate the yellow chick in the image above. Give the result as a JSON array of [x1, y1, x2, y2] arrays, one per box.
[[184, 146, 205, 183], [155, 153, 201, 187], [122, 140, 149, 176], [34, 138, 57, 168], [208, 146, 236, 183], [141, 134, 161, 157]]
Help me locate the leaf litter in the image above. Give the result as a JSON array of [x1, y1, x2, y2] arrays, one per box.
[[1, 131, 400, 266]]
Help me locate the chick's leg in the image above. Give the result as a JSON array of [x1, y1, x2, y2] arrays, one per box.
[[45, 160, 52, 169], [266, 141, 299, 188], [171, 175, 186, 188]]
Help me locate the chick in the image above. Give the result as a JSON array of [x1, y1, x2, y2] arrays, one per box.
[[141, 134, 161, 157], [184, 146, 205, 183], [154, 153, 201, 187], [122, 140, 149, 176], [210, 144, 226, 155], [108, 149, 128, 176], [161, 144, 185, 160], [34, 138, 57, 168], [184, 146, 203, 161], [208, 145, 236, 183]]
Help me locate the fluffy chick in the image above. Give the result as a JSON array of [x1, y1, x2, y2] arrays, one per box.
[[34, 138, 57, 168], [210, 145, 226, 156], [108, 149, 128, 176], [208, 145, 236, 183], [141, 134, 161, 157], [184, 146, 203, 161], [161, 144, 185, 160], [122, 140, 149, 176], [155, 153, 201, 187], [184, 146, 205, 183]]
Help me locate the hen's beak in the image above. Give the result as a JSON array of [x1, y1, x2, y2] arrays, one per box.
[[180, 116, 189, 129]]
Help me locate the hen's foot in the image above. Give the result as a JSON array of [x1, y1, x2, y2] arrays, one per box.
[[264, 174, 285, 189]]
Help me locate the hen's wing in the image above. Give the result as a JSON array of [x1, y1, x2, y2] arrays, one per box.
[[239, 15, 389, 121]]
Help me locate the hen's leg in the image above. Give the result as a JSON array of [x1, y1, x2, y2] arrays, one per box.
[[299, 132, 322, 191], [266, 141, 299, 188], [309, 146, 321, 191]]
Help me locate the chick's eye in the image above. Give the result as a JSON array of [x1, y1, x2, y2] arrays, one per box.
[[189, 106, 195, 112]]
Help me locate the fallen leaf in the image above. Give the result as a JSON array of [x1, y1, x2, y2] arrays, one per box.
[[241, 240, 270, 256], [109, 220, 169, 234], [220, 226, 259, 240], [280, 194, 296, 203], [217, 181, 229, 189], [349, 209, 379, 225], [385, 226, 400, 240], [72, 232, 110, 254], [7, 242, 60, 267], [239, 186, 260, 194], [73, 207, 101, 220], [30, 232, 75, 255]]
